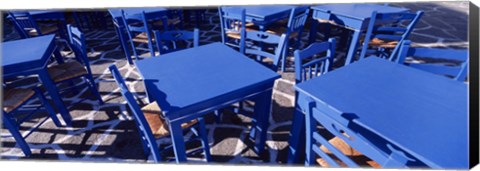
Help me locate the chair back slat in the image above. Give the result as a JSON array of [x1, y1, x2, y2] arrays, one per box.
[[397, 40, 468, 81], [244, 31, 287, 70], [294, 38, 336, 83], [218, 7, 246, 53], [154, 28, 199, 55], [67, 24, 93, 76], [359, 10, 423, 61], [108, 64, 162, 162], [305, 99, 413, 168], [372, 34, 403, 41], [407, 48, 468, 61], [287, 6, 310, 33]]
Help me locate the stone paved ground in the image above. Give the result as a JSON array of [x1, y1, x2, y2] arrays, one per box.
[[1, 1, 469, 166]]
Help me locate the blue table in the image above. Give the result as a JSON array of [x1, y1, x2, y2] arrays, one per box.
[[108, 8, 169, 64], [309, 4, 408, 66], [227, 5, 295, 30], [2, 35, 72, 125], [290, 57, 468, 169], [135, 42, 280, 163]]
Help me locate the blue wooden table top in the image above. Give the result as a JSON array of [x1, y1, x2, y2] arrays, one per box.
[[2, 35, 56, 74], [311, 4, 408, 20], [108, 8, 168, 18], [295, 57, 468, 169], [136, 42, 280, 117]]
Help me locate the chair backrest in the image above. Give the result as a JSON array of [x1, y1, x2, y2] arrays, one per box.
[[244, 30, 287, 70], [304, 99, 410, 167], [286, 6, 310, 34], [8, 11, 41, 38], [108, 64, 162, 162], [359, 10, 424, 60], [67, 24, 94, 76], [218, 7, 246, 53], [294, 38, 336, 83], [396, 40, 468, 82], [121, 10, 155, 57], [153, 28, 199, 55]]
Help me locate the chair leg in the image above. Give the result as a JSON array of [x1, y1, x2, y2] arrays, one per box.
[[84, 75, 104, 105], [2, 115, 32, 157], [304, 103, 316, 166], [34, 88, 62, 127], [281, 38, 290, 72], [197, 118, 211, 162]]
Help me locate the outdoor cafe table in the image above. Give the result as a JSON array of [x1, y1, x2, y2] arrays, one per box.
[[309, 4, 409, 66], [226, 5, 295, 30], [2, 35, 72, 125], [135, 42, 280, 163], [289, 57, 468, 169]]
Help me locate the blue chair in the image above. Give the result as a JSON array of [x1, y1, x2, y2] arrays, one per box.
[[218, 7, 247, 53], [8, 11, 62, 39], [244, 30, 288, 71], [150, 9, 183, 31], [304, 99, 411, 167], [121, 10, 156, 61], [108, 64, 211, 162], [2, 86, 62, 157], [266, 6, 310, 72], [46, 24, 103, 104], [358, 10, 423, 61], [396, 40, 468, 82], [153, 28, 199, 55], [294, 38, 336, 83], [108, 11, 134, 64]]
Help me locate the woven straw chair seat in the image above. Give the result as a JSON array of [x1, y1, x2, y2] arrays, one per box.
[[153, 18, 182, 27], [367, 38, 398, 48], [131, 32, 156, 44], [141, 101, 198, 138], [316, 137, 381, 168], [3, 88, 35, 113], [47, 61, 88, 83], [28, 24, 58, 36]]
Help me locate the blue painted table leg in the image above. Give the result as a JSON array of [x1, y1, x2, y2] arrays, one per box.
[[53, 48, 64, 64], [197, 117, 212, 162], [38, 69, 72, 126], [169, 121, 188, 163], [2, 115, 32, 157], [287, 108, 306, 164], [34, 87, 62, 127], [252, 89, 273, 154], [308, 19, 318, 44], [344, 30, 361, 66]]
